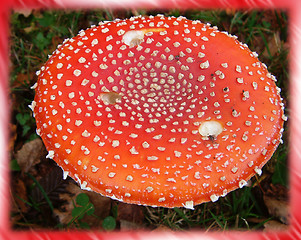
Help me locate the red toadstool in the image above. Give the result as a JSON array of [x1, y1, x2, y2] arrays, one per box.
[[31, 15, 286, 209]]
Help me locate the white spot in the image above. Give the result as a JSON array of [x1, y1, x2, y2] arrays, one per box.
[[82, 130, 91, 137], [221, 63, 228, 68], [91, 165, 99, 173], [194, 172, 201, 179], [142, 142, 150, 148], [73, 69, 81, 77], [232, 109, 241, 117], [81, 79, 89, 86], [68, 92, 75, 99], [242, 134, 248, 141], [30, 82, 38, 89], [126, 175, 134, 181], [122, 30, 145, 47], [112, 140, 120, 147], [220, 176, 226, 181], [46, 150, 54, 159], [146, 187, 154, 193], [210, 194, 219, 202], [91, 39, 98, 46], [174, 151, 182, 158], [51, 109, 58, 116], [200, 60, 209, 69], [94, 120, 101, 126], [129, 133, 138, 138], [153, 134, 162, 140], [182, 201, 194, 210], [221, 189, 228, 197], [239, 180, 248, 188], [254, 166, 262, 176], [63, 171, 68, 179], [129, 146, 139, 154], [282, 115, 288, 121], [147, 156, 158, 161], [102, 28, 109, 33], [65, 80, 72, 87], [92, 71, 98, 77], [198, 120, 223, 138], [236, 65, 242, 73], [262, 148, 267, 156], [173, 42, 180, 47], [81, 181, 91, 191], [237, 77, 244, 84], [56, 63, 63, 69], [108, 172, 116, 178], [198, 75, 205, 82]]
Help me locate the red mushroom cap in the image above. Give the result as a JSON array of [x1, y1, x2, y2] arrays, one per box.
[[31, 15, 285, 208]]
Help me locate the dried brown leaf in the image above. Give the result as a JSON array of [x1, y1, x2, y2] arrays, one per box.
[[264, 220, 289, 232], [83, 190, 112, 227], [9, 123, 17, 152], [15, 138, 44, 173], [262, 32, 282, 58], [11, 72, 35, 90], [14, 9, 33, 17], [11, 179, 28, 213], [120, 220, 145, 231], [117, 202, 145, 225], [53, 181, 112, 228], [263, 195, 289, 225]]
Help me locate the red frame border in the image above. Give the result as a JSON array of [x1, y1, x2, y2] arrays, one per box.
[[2, 0, 300, 239]]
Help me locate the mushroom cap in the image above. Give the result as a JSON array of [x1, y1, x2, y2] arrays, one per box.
[[32, 15, 285, 208]]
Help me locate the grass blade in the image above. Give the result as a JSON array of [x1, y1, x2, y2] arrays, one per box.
[[26, 173, 54, 212]]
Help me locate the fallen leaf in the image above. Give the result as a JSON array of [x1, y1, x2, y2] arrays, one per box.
[[11, 178, 28, 214], [263, 195, 289, 225], [152, 225, 173, 231], [264, 220, 289, 232], [117, 202, 145, 225], [225, 8, 237, 16], [120, 220, 145, 230], [53, 181, 83, 226], [262, 32, 282, 58], [9, 123, 17, 152], [83, 190, 112, 228], [53, 180, 112, 228], [15, 138, 45, 173], [263, 183, 289, 225], [31, 167, 69, 204], [11, 71, 35, 90], [14, 9, 33, 17]]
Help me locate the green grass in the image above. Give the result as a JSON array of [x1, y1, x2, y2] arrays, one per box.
[[10, 9, 289, 231], [145, 183, 271, 230]]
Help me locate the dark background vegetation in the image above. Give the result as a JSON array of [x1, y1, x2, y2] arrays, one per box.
[[10, 9, 289, 231]]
